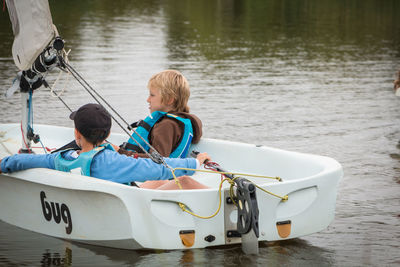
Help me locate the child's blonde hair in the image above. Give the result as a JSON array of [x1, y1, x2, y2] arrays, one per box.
[[148, 70, 190, 113]]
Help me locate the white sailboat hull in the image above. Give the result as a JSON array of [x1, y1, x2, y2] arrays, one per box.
[[0, 123, 342, 250]]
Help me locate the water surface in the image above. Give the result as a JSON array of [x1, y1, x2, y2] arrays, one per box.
[[0, 0, 399, 266]]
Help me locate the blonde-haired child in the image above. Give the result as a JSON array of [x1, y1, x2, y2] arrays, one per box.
[[119, 70, 202, 158], [149, 69, 191, 113]]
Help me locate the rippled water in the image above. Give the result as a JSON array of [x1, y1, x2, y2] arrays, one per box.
[[0, 0, 400, 266]]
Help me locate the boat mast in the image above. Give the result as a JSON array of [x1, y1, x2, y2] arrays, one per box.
[[16, 39, 65, 153], [20, 91, 31, 153], [5, 0, 57, 153]]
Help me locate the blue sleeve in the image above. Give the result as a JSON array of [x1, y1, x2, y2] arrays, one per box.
[[90, 150, 197, 184], [1, 153, 57, 173]]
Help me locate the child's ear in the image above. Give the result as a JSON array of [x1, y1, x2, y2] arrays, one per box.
[[74, 128, 80, 138], [166, 97, 175, 106]]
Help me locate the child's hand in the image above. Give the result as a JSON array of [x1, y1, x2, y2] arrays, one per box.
[[196, 152, 211, 165]]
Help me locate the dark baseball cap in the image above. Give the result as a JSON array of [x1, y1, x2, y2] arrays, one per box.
[[69, 103, 111, 139]]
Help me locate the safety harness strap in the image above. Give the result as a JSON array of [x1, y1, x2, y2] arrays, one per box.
[[120, 142, 145, 153], [128, 120, 151, 132]]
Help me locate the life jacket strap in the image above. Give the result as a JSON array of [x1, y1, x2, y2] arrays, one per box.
[[128, 120, 151, 132], [130, 181, 139, 187], [120, 142, 145, 153], [51, 140, 80, 154]]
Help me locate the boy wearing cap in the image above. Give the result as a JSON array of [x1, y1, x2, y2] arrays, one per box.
[[0, 104, 209, 188]]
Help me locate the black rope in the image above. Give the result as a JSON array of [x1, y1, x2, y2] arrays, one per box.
[[56, 94, 73, 113], [63, 60, 130, 126], [59, 57, 166, 165]]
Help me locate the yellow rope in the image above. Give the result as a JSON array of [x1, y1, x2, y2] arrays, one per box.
[[173, 167, 283, 181], [254, 184, 289, 202], [170, 167, 289, 219], [177, 178, 233, 219]]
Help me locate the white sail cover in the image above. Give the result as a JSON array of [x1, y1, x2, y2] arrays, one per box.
[[6, 0, 55, 70]]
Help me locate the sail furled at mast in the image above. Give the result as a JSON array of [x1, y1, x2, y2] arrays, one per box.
[[6, 0, 55, 71]]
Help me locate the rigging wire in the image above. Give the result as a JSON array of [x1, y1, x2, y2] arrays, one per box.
[[58, 57, 168, 166], [61, 59, 131, 127], [26, 91, 49, 154], [20, 123, 31, 153], [48, 49, 71, 98], [54, 94, 73, 113]]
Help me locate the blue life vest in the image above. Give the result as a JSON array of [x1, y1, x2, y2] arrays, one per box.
[[54, 143, 115, 176], [127, 111, 193, 158]]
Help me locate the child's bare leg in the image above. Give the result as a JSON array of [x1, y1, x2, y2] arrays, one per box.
[[155, 176, 209, 190], [139, 180, 169, 189]]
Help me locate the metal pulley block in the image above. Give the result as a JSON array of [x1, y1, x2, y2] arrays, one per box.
[[235, 177, 260, 238]]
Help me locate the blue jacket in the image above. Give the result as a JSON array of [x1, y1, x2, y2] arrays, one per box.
[[1, 149, 197, 184]]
